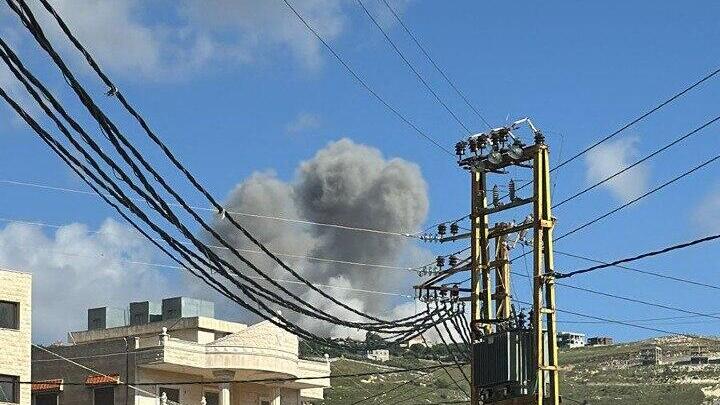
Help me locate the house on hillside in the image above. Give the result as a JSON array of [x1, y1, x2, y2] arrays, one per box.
[[32, 296, 330, 405], [557, 332, 586, 348], [366, 349, 390, 362], [587, 336, 613, 346], [640, 345, 662, 365]]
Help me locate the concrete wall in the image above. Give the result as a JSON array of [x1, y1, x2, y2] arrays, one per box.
[[32, 340, 135, 405], [0, 270, 31, 405]]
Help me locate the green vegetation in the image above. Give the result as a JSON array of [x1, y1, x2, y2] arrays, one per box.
[[318, 336, 720, 404]]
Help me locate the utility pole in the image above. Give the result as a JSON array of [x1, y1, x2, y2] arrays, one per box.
[[416, 118, 559, 405]]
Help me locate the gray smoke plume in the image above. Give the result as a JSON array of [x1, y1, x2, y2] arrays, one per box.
[[199, 138, 431, 337]]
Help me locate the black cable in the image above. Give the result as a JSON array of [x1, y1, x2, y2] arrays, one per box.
[[355, 0, 471, 133], [551, 66, 720, 173], [557, 231, 720, 279], [553, 114, 720, 209], [11, 362, 464, 386], [17, 0, 440, 330], [428, 305, 470, 384], [0, 35, 416, 340], [378, 0, 492, 130], [554, 249, 720, 291]]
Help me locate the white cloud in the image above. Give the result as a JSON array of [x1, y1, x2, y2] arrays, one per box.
[[692, 186, 720, 234], [0, 219, 175, 343], [584, 137, 649, 203], [5, 0, 414, 79], [285, 112, 321, 134]]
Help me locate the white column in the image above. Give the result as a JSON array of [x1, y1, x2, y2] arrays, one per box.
[[271, 387, 281, 405], [219, 383, 230, 405]]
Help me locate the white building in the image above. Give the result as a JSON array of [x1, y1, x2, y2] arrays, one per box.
[[0, 269, 32, 405], [366, 349, 390, 362], [557, 332, 586, 349], [32, 297, 330, 405]]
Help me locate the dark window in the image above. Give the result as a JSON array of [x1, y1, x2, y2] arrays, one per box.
[[260, 400, 271, 405], [35, 393, 58, 405], [204, 392, 219, 405], [159, 387, 179, 403], [0, 375, 19, 403], [94, 386, 114, 405], [0, 301, 19, 329]]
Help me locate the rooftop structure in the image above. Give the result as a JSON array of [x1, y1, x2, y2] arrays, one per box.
[[33, 297, 330, 405]]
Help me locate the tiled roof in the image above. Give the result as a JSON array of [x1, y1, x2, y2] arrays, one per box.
[[85, 374, 120, 386], [32, 379, 63, 393]]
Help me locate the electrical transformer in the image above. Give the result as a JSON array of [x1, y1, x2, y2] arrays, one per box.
[[473, 329, 535, 402]]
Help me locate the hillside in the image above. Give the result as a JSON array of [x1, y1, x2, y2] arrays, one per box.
[[318, 336, 720, 405]]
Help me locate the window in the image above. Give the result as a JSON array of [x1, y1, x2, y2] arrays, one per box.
[[259, 400, 271, 405], [0, 375, 19, 403], [203, 392, 219, 405], [94, 386, 114, 405], [35, 393, 59, 405], [0, 301, 19, 329], [159, 387, 179, 403]]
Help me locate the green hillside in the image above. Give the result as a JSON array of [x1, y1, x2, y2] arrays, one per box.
[[318, 336, 720, 405]]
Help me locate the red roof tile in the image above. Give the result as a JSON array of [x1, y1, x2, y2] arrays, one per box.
[[32, 379, 63, 393], [85, 374, 120, 386]]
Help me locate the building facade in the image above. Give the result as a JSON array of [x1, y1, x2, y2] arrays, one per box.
[[32, 297, 330, 405], [365, 349, 389, 362], [557, 332, 586, 349], [0, 269, 32, 405], [587, 336, 613, 346]]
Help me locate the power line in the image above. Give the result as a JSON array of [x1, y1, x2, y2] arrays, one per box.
[[355, 0, 471, 133], [550, 66, 720, 173], [0, 179, 421, 239], [378, 0, 492, 129], [280, 0, 454, 156], [557, 231, 720, 279], [554, 149, 720, 242], [0, 215, 419, 273], [554, 249, 720, 291], [553, 114, 720, 209]]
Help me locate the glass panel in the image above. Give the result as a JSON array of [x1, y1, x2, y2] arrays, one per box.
[[94, 386, 115, 405], [36, 393, 58, 405], [159, 387, 180, 403], [0, 375, 18, 403], [0, 301, 18, 329], [204, 392, 219, 405]]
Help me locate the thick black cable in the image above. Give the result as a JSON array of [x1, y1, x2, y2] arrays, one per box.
[[355, 0, 471, 133], [553, 114, 720, 209], [0, 35, 427, 338], [19, 0, 439, 329], [557, 231, 720, 279], [551, 66, 720, 173], [428, 305, 470, 384], [9, 3, 440, 336], [554, 249, 720, 291], [378, 0, 492, 130]]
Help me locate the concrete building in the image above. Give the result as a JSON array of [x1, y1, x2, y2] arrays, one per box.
[[557, 332, 586, 349], [690, 346, 709, 365], [32, 297, 330, 405], [640, 345, 662, 365], [0, 269, 32, 405], [587, 336, 613, 346], [366, 349, 390, 362]]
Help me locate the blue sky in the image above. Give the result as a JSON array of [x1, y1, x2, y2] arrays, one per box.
[[1, 0, 719, 342]]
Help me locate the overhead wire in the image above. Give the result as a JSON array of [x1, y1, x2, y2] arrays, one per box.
[[354, 0, 472, 133], [378, 0, 492, 129], [4, 0, 446, 339], [553, 114, 720, 209], [550, 66, 720, 173], [279, 0, 453, 156]]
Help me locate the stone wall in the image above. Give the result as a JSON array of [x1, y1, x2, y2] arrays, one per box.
[[0, 270, 31, 405]]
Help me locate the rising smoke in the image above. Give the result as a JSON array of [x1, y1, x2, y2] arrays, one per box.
[[202, 138, 431, 337]]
